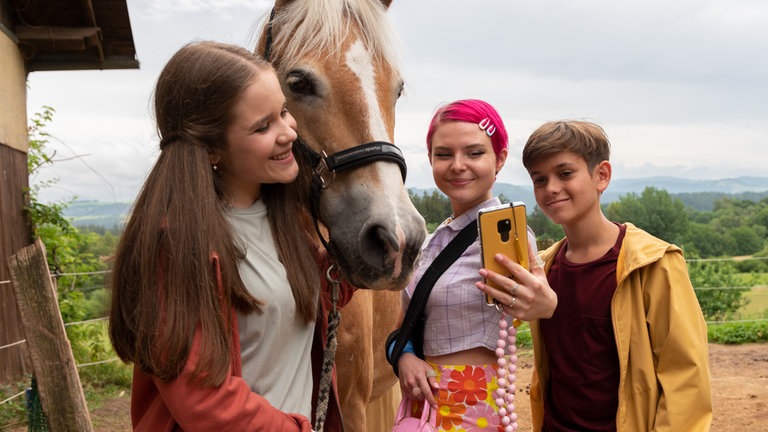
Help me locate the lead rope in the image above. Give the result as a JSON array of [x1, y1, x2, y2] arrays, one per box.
[[313, 265, 341, 432]]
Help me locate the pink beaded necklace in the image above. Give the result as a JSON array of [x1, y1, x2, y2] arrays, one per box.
[[495, 312, 521, 431]]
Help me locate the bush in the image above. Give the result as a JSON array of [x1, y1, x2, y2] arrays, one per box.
[[515, 323, 532, 348], [708, 320, 768, 344], [0, 383, 28, 427], [689, 260, 748, 321]]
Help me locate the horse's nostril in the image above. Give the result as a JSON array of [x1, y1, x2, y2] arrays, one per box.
[[375, 225, 401, 253], [359, 225, 399, 269]]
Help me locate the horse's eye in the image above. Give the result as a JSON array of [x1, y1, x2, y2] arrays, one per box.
[[286, 71, 316, 97], [396, 81, 404, 99]]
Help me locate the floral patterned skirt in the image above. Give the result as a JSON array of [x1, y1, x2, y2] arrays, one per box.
[[412, 361, 505, 431]]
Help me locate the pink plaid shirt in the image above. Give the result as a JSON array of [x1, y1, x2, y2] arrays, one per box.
[[402, 197, 537, 356]]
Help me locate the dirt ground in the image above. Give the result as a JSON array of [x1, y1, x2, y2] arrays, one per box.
[[75, 343, 768, 431], [510, 343, 768, 431]]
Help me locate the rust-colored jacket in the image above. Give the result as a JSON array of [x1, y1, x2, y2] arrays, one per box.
[[131, 252, 355, 431]]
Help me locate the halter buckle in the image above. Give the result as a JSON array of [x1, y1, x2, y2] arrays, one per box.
[[314, 151, 337, 189]]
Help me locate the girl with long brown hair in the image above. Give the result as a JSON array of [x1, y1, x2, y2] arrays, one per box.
[[109, 40, 351, 431]]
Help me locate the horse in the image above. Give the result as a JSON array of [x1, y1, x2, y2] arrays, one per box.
[[255, 1, 425, 430]]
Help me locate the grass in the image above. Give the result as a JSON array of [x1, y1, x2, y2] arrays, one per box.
[[0, 363, 132, 431], [734, 271, 768, 319], [0, 381, 28, 431], [733, 271, 768, 286], [0, 321, 131, 431], [739, 286, 768, 319]]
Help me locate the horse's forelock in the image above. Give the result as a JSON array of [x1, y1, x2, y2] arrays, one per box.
[[268, 0, 400, 70]]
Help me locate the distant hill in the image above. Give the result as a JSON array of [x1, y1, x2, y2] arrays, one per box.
[[604, 176, 768, 211], [673, 191, 768, 211], [64, 176, 768, 228], [63, 201, 131, 229], [413, 176, 768, 213], [610, 176, 768, 195]]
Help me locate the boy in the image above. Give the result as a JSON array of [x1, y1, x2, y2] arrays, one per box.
[[521, 121, 712, 431]]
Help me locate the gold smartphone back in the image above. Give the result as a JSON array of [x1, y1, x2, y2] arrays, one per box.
[[478, 202, 528, 305]]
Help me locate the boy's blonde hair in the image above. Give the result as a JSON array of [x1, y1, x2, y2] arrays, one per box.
[[522, 120, 611, 171]]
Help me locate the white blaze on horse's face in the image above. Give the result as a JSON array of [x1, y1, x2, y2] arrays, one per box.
[[345, 39, 389, 142], [336, 38, 417, 282], [307, 37, 424, 290], [259, 0, 427, 291]]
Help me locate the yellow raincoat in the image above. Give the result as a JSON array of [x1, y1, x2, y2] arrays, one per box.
[[529, 223, 712, 431]]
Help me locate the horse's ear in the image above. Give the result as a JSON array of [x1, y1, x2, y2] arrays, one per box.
[[379, 0, 393, 9]]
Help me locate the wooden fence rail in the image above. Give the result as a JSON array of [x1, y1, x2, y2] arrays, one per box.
[[7, 238, 93, 432]]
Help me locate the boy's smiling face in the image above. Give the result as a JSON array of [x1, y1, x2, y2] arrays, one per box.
[[527, 150, 610, 227]]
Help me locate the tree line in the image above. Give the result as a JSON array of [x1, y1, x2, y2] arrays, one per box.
[[409, 187, 768, 322], [410, 187, 768, 264]]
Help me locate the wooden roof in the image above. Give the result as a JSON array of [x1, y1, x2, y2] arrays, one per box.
[[3, 0, 139, 72]]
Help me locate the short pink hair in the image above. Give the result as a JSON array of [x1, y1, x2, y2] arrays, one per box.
[[426, 99, 509, 158]]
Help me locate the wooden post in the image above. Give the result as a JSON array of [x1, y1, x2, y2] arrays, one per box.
[[7, 238, 93, 432]]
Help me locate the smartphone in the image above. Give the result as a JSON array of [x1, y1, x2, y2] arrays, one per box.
[[478, 202, 529, 305]]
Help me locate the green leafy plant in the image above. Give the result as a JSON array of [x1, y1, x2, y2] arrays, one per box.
[[688, 260, 749, 321], [4, 106, 132, 430], [26, 106, 75, 238], [708, 320, 768, 344]]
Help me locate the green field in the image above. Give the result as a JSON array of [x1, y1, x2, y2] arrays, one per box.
[[739, 285, 768, 319]]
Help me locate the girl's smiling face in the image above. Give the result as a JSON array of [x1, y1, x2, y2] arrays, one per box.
[[216, 70, 299, 208], [429, 121, 507, 218]]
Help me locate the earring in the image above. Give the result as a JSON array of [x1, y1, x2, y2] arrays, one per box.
[[212, 164, 218, 171]]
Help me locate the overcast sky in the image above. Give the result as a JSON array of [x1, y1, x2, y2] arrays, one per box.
[[26, 0, 768, 203]]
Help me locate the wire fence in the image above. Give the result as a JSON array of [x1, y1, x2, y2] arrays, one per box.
[[1, 258, 767, 407], [1, 259, 767, 340], [1, 270, 122, 409], [0, 308, 123, 407], [687, 256, 768, 263]]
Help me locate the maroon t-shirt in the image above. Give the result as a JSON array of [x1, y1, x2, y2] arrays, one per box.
[[540, 223, 626, 432]]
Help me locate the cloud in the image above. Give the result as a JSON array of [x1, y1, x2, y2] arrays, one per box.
[[26, 0, 768, 203]]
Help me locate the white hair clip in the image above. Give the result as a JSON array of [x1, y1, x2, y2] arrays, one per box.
[[478, 118, 496, 137]]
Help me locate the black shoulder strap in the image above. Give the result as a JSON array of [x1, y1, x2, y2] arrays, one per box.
[[388, 219, 478, 373]]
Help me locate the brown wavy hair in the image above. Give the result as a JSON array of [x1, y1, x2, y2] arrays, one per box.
[[109, 41, 319, 386], [522, 120, 611, 171]]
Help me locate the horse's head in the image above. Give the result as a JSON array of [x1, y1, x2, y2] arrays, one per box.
[[257, 0, 426, 291]]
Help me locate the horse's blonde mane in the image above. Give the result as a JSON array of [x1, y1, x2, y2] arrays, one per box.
[[266, 0, 400, 69]]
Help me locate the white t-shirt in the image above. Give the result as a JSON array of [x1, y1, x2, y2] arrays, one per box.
[[226, 199, 315, 418]]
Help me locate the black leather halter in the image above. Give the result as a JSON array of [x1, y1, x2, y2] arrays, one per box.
[[293, 138, 407, 252], [296, 139, 407, 189]]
